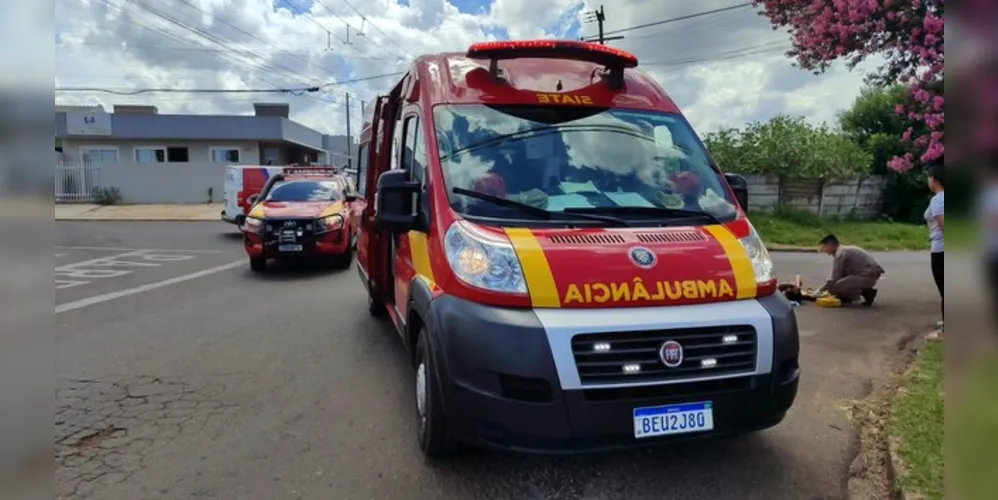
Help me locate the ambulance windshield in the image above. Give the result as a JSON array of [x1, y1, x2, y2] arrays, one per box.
[[433, 105, 738, 223]]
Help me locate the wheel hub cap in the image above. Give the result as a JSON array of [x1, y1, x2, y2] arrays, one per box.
[[416, 362, 427, 421]]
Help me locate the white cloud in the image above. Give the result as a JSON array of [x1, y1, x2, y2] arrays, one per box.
[[55, 0, 879, 138]]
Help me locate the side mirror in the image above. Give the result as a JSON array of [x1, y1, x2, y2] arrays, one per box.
[[344, 193, 358, 203], [247, 193, 260, 205], [374, 170, 420, 233], [724, 173, 749, 212]]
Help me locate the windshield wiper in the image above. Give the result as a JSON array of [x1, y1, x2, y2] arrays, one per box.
[[452, 188, 630, 227], [564, 206, 721, 224]]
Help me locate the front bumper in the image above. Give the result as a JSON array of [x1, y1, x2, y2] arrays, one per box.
[[423, 293, 800, 453], [243, 223, 350, 259]]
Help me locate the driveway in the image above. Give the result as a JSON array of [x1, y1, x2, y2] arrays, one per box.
[[53, 222, 943, 500]]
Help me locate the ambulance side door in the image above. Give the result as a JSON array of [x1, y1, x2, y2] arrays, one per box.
[[393, 113, 429, 318]]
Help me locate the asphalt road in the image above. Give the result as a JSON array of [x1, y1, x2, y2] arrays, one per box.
[[55, 221, 945, 500]]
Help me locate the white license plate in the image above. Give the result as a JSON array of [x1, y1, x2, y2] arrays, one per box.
[[278, 244, 303, 252], [633, 401, 714, 439]]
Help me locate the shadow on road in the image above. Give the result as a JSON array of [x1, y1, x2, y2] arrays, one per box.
[[239, 259, 354, 281]]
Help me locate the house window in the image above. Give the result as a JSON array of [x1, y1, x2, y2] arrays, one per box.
[[80, 147, 118, 165], [135, 146, 189, 163], [167, 147, 189, 162], [135, 147, 166, 163], [210, 147, 240, 163]]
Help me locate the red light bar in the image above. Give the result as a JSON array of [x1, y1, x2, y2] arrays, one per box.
[[466, 40, 638, 68], [283, 166, 338, 176]]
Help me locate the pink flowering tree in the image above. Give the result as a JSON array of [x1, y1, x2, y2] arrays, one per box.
[[751, 0, 945, 172]]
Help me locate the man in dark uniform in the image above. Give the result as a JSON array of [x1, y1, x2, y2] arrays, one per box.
[[817, 234, 885, 306]]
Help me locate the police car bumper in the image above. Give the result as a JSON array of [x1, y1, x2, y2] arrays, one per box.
[[423, 293, 800, 453]]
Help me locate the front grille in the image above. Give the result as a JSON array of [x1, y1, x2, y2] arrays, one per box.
[[263, 219, 315, 243], [571, 325, 757, 385]]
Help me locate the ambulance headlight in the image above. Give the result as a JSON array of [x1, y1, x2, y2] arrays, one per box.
[[739, 224, 774, 283], [444, 221, 527, 294]]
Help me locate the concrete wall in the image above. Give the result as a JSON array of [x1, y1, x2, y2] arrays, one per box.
[[97, 161, 227, 204], [744, 174, 887, 218], [60, 139, 261, 166], [55, 112, 327, 151]]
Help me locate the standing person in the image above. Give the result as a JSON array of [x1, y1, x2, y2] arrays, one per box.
[[817, 234, 885, 306], [925, 162, 945, 328]]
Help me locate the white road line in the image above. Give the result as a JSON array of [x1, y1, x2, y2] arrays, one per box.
[[55, 260, 244, 314], [56, 250, 148, 271], [55, 245, 227, 254]]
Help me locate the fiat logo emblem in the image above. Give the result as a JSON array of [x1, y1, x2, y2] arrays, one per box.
[[659, 340, 683, 368], [628, 246, 656, 269]]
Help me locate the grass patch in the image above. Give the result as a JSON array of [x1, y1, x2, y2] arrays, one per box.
[[889, 340, 944, 500], [750, 208, 929, 251], [946, 216, 976, 250], [949, 352, 998, 500]]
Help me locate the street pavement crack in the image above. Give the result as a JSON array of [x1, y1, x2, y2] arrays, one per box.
[[56, 375, 236, 500]]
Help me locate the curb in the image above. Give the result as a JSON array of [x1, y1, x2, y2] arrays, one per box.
[[886, 333, 943, 500], [767, 245, 818, 253]]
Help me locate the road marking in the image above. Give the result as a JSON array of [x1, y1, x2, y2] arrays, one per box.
[[55, 250, 200, 289], [55, 260, 244, 314], [55, 245, 227, 254]]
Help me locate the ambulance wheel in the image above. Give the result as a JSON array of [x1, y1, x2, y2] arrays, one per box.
[[367, 294, 387, 318], [415, 330, 457, 458], [249, 257, 267, 272]]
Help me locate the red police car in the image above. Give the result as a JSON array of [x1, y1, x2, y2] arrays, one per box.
[[241, 167, 363, 271]]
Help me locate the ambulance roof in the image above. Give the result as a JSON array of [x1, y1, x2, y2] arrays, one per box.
[[407, 41, 682, 114]]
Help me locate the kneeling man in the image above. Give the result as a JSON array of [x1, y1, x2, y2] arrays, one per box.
[[818, 234, 884, 306]]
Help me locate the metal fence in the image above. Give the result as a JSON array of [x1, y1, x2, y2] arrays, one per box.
[[55, 162, 102, 203]]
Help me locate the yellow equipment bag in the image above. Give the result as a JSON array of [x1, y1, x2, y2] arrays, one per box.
[[816, 296, 843, 308]]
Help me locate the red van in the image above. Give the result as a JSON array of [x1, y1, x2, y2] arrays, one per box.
[[355, 40, 799, 457]]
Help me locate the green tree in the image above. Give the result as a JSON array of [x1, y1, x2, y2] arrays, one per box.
[[704, 114, 870, 179], [839, 85, 932, 222]]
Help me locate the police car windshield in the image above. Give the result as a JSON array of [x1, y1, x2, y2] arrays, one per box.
[[265, 180, 341, 202], [433, 105, 737, 223]]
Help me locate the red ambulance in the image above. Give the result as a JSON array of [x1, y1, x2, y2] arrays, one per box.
[[355, 40, 799, 457]]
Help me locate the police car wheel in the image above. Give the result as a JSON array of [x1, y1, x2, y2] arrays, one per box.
[[415, 331, 457, 458], [249, 257, 267, 272]]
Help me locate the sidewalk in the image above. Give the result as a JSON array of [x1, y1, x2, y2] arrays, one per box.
[[55, 203, 223, 221]]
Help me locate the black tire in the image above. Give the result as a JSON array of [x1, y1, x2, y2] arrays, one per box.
[[414, 331, 457, 458], [333, 247, 354, 269], [234, 214, 246, 228], [367, 294, 387, 318], [249, 257, 267, 272]]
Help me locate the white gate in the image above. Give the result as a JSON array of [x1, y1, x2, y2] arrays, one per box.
[[55, 162, 102, 203]]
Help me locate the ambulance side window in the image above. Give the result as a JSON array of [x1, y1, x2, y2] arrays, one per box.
[[355, 144, 368, 196], [390, 115, 403, 171], [401, 115, 431, 219]]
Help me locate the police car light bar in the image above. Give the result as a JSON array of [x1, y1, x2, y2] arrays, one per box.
[[283, 166, 338, 176], [466, 40, 638, 68]]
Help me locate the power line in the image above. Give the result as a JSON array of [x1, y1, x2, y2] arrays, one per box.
[[333, 0, 414, 59], [56, 41, 397, 61], [312, 0, 408, 60], [594, 3, 752, 38], [55, 73, 405, 95]]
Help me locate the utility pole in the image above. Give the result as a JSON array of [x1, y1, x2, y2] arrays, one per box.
[[583, 5, 606, 44], [344, 93, 352, 170], [581, 5, 623, 44]]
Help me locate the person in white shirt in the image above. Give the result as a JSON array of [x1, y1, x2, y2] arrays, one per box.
[[925, 162, 945, 328]]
